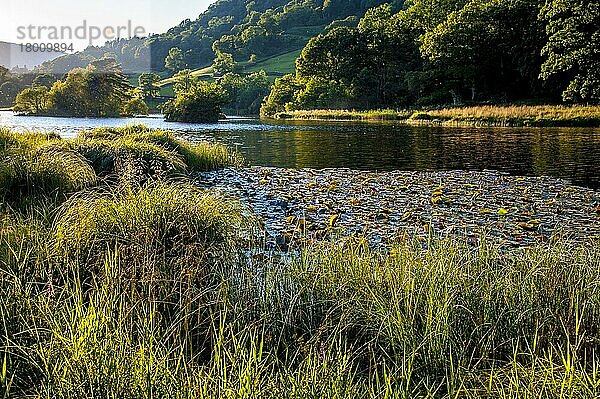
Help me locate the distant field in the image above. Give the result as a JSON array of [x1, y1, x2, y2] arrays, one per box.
[[159, 85, 175, 97], [155, 48, 303, 91], [245, 49, 302, 76], [157, 65, 216, 87]]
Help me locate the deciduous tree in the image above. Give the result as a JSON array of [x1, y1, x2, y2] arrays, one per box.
[[540, 0, 600, 101]]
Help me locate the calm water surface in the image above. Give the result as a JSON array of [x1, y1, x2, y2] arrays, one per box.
[[2, 111, 600, 189]]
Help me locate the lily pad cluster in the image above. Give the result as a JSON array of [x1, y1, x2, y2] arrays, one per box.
[[198, 167, 600, 248]]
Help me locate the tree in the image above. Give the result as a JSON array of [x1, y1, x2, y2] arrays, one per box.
[[41, 57, 133, 117], [421, 0, 547, 103], [0, 68, 25, 107], [47, 69, 88, 116], [122, 98, 149, 116], [294, 8, 420, 108], [293, 77, 353, 110], [540, 0, 600, 102], [165, 47, 187, 73], [138, 72, 161, 98], [237, 70, 271, 114], [260, 74, 303, 116], [296, 27, 368, 83], [219, 70, 271, 115], [358, 4, 421, 105], [0, 81, 21, 107], [163, 81, 227, 123], [212, 51, 238, 75], [173, 69, 198, 95], [13, 86, 50, 114], [85, 57, 133, 116], [32, 74, 57, 89], [0, 66, 10, 85], [218, 72, 246, 106]]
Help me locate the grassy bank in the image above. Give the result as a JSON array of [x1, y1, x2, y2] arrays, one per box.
[[0, 126, 239, 206], [274, 105, 600, 127], [2, 126, 600, 397]]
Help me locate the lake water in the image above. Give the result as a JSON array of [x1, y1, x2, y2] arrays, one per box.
[[2, 111, 600, 189]]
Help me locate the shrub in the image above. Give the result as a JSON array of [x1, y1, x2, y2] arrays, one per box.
[[72, 138, 186, 181], [163, 81, 227, 123], [121, 97, 149, 116], [13, 86, 50, 115]]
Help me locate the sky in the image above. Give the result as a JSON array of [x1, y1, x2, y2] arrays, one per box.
[[0, 0, 214, 50]]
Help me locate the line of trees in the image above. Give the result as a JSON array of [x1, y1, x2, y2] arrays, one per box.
[[0, 67, 43, 108], [262, 0, 599, 115]]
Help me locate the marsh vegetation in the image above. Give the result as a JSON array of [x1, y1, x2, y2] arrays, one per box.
[[274, 105, 600, 127], [1, 126, 600, 398]]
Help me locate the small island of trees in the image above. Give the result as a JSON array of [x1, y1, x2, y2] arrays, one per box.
[[13, 57, 149, 118]]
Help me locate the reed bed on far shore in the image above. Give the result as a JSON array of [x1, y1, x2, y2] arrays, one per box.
[[275, 105, 600, 127]]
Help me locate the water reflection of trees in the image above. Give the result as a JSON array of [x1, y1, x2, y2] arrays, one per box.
[[228, 122, 600, 188]]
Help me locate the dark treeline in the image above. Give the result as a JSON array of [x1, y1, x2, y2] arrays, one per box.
[[0, 66, 46, 108], [262, 0, 599, 115]]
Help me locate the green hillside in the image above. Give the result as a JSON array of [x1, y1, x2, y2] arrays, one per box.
[[37, 0, 389, 75], [156, 48, 303, 96], [157, 66, 216, 87], [246, 49, 302, 76]]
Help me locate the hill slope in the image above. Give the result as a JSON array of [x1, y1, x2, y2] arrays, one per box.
[[38, 0, 391, 74]]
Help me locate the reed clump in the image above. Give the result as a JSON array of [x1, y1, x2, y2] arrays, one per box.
[[408, 105, 600, 127], [72, 126, 242, 181], [0, 130, 96, 204], [276, 109, 411, 121], [55, 181, 255, 281]]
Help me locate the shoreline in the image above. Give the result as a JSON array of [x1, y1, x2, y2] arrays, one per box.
[[271, 105, 600, 128]]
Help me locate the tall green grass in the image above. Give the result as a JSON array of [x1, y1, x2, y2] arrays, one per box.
[[0, 130, 96, 205], [3, 212, 600, 397], [2, 125, 600, 397], [55, 181, 255, 282]]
